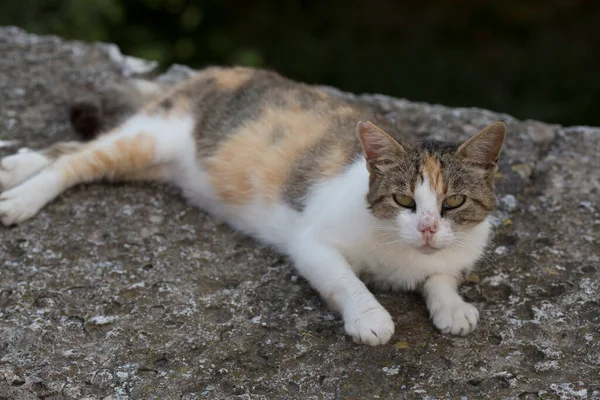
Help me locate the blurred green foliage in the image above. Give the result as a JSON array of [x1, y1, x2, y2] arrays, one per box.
[[2, 0, 599, 125]]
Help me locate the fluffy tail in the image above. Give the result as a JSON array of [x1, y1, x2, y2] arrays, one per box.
[[69, 79, 163, 140]]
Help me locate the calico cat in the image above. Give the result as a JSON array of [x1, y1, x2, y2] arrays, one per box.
[[0, 67, 505, 346]]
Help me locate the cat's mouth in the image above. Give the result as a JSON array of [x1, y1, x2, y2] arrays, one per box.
[[418, 244, 439, 254]]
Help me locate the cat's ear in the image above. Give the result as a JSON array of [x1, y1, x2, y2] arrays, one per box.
[[457, 121, 506, 169], [357, 121, 404, 169]]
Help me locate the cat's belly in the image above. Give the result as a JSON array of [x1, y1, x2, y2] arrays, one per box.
[[173, 158, 300, 251]]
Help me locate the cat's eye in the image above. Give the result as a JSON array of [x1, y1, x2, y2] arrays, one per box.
[[393, 194, 416, 209], [443, 194, 466, 209]]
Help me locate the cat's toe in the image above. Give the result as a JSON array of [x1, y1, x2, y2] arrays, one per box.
[[0, 151, 49, 190], [432, 301, 479, 336], [344, 307, 395, 346]]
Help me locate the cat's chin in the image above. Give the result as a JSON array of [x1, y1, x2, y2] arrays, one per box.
[[418, 244, 440, 255]]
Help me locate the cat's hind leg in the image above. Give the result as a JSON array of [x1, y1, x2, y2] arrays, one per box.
[[0, 114, 194, 226]]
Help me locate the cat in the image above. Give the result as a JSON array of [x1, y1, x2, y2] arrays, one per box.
[[0, 66, 505, 346]]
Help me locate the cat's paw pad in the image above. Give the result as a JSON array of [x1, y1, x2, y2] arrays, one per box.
[[432, 301, 479, 336], [0, 172, 58, 226], [0, 151, 49, 190], [344, 307, 395, 346]]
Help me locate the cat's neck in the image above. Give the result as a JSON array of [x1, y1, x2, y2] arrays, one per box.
[[300, 158, 377, 243]]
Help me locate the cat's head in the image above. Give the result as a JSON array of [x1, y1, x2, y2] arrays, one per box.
[[358, 121, 506, 254]]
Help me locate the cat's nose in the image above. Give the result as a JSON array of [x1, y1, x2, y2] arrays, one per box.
[[419, 223, 437, 244], [418, 221, 438, 234]]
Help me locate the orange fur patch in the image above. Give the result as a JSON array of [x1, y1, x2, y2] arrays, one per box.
[[212, 67, 254, 90], [57, 133, 156, 187], [422, 152, 444, 194], [313, 88, 329, 101], [206, 106, 354, 205], [115, 164, 167, 182], [318, 145, 350, 179]]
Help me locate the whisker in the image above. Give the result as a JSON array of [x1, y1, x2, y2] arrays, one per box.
[[368, 227, 498, 268], [372, 226, 403, 233], [362, 233, 412, 258], [451, 239, 499, 270]]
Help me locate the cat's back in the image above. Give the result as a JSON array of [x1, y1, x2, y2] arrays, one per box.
[[172, 67, 378, 211]]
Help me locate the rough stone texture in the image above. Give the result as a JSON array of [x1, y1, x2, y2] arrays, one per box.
[[0, 27, 598, 400]]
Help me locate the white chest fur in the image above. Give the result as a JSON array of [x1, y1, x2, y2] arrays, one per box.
[[297, 160, 490, 289]]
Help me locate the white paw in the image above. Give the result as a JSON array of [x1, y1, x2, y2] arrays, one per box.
[[0, 170, 60, 225], [0, 151, 50, 190], [431, 301, 479, 336], [344, 306, 395, 346]]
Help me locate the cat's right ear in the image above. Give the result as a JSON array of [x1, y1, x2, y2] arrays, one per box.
[[357, 121, 404, 171]]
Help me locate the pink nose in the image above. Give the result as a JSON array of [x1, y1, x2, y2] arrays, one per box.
[[418, 222, 438, 234]]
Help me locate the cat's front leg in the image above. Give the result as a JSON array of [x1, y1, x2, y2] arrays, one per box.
[[423, 274, 479, 335], [289, 236, 394, 346]]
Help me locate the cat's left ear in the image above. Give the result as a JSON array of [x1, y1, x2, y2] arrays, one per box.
[[357, 121, 405, 171], [457, 121, 506, 169]]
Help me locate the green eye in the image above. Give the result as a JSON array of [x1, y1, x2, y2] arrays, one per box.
[[393, 194, 416, 209], [443, 194, 466, 209]]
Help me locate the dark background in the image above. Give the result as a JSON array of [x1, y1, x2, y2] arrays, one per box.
[[2, 0, 599, 126]]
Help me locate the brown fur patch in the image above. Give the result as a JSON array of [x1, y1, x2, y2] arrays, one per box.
[[41, 142, 85, 160]]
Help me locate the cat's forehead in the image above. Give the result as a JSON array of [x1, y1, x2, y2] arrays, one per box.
[[411, 140, 463, 174], [385, 140, 476, 192], [417, 147, 475, 191]]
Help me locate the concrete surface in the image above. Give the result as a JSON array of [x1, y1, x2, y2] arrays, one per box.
[[0, 27, 598, 399]]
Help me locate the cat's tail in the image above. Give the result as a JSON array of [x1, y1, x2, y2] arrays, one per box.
[[68, 79, 163, 140]]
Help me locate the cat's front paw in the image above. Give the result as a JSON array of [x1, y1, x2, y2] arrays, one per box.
[[431, 301, 479, 336], [0, 151, 49, 190], [0, 171, 59, 226], [344, 306, 395, 346]]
